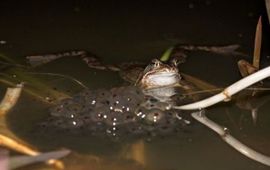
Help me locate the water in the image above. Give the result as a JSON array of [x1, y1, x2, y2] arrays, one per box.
[[0, 0, 270, 169]]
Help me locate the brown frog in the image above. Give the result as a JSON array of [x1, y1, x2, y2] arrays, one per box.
[[41, 58, 194, 138], [30, 45, 244, 138], [137, 58, 181, 89]]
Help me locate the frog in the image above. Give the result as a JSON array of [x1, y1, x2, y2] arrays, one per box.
[[39, 57, 199, 139], [136, 58, 181, 89], [28, 44, 247, 138], [0, 44, 266, 169], [26, 44, 244, 84]]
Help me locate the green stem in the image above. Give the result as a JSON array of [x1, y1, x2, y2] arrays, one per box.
[[159, 47, 174, 62]]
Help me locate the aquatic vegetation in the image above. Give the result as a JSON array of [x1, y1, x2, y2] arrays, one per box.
[[173, 65, 270, 110], [0, 65, 69, 104], [173, 16, 270, 167], [0, 84, 69, 169], [0, 149, 70, 170], [159, 47, 174, 62], [0, 9, 268, 170], [9, 149, 70, 169]]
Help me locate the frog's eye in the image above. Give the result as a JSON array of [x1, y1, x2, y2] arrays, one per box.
[[169, 53, 187, 66], [170, 58, 179, 66], [151, 59, 161, 67], [154, 61, 160, 67]]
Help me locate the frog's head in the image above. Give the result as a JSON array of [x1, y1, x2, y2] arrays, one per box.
[[137, 59, 181, 89]]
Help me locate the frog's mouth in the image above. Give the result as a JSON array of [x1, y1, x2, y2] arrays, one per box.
[[143, 72, 181, 88]]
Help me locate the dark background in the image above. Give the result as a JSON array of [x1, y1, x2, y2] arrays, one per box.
[[0, 0, 268, 58]]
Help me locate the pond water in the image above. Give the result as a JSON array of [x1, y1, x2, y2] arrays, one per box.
[[0, 0, 270, 169]]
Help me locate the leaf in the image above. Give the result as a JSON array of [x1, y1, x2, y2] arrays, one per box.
[[159, 47, 174, 62]]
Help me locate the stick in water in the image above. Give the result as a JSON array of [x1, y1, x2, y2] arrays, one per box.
[[191, 110, 270, 166], [173, 66, 270, 110]]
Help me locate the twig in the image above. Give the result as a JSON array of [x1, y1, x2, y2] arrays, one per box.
[[0, 134, 64, 169], [192, 110, 270, 166], [0, 84, 65, 169], [173, 66, 270, 110], [10, 149, 70, 169]]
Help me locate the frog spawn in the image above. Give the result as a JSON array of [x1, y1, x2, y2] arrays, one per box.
[[42, 86, 191, 138]]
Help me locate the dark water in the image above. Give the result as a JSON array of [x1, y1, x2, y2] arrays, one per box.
[[0, 0, 270, 169]]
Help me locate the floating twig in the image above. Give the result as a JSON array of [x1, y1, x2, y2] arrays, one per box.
[[0, 134, 65, 169], [0, 84, 66, 169], [173, 66, 270, 110], [192, 110, 270, 166]]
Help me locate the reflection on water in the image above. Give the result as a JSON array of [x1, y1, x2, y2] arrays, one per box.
[[0, 0, 270, 169]]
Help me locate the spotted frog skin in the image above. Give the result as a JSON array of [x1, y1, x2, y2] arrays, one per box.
[[138, 59, 181, 89], [41, 59, 192, 138]]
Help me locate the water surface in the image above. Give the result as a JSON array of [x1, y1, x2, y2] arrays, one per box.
[[0, 0, 270, 169]]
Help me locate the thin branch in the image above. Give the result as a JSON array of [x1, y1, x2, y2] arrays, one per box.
[[192, 111, 270, 166], [173, 66, 270, 110]]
